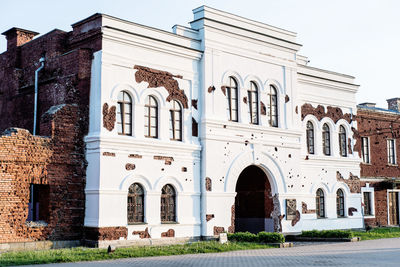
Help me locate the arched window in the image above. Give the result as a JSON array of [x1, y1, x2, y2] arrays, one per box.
[[227, 77, 238, 122], [316, 188, 325, 218], [306, 121, 315, 154], [336, 189, 345, 217], [117, 91, 132, 135], [127, 183, 144, 224], [268, 85, 278, 127], [322, 123, 331, 156], [339, 125, 347, 157], [144, 96, 158, 138], [161, 184, 176, 222], [169, 100, 182, 141], [248, 82, 259, 124]]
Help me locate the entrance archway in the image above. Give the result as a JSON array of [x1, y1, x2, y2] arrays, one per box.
[[235, 165, 273, 233]]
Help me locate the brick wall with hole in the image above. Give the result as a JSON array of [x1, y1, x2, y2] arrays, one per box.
[[0, 104, 86, 243]]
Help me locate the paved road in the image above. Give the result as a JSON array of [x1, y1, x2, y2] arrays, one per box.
[[30, 238, 400, 267]]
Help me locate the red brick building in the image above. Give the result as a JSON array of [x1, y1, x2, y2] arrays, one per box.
[[356, 99, 400, 227], [0, 20, 101, 247]]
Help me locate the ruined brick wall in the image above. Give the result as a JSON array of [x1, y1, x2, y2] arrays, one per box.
[[0, 104, 86, 243]]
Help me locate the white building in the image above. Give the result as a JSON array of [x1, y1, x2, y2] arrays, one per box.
[[83, 6, 362, 246]]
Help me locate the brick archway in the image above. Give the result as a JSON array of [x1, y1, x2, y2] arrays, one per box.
[[234, 165, 274, 233]]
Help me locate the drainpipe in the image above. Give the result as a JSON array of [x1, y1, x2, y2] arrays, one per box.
[[33, 57, 45, 135]]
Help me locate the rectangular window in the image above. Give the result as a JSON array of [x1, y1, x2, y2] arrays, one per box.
[[387, 139, 396, 165], [361, 137, 370, 163], [363, 192, 372, 216], [27, 184, 49, 222]]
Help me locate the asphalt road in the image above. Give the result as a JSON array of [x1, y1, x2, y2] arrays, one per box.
[[27, 238, 400, 267]]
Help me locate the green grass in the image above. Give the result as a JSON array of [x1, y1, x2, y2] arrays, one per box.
[[351, 227, 400, 240], [0, 241, 274, 266]]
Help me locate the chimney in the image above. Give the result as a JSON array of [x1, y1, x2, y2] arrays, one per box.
[[387, 98, 400, 112], [359, 102, 376, 108], [1, 27, 39, 51]]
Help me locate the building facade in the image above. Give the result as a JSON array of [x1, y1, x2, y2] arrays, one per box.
[[356, 99, 400, 227], [0, 6, 364, 248]]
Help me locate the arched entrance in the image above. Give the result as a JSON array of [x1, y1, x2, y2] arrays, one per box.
[[235, 165, 273, 233]]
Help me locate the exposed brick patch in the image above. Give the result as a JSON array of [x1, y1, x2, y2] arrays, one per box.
[[102, 103, 116, 131], [191, 99, 198, 110], [85, 227, 127, 241], [205, 177, 212, 191], [336, 171, 361, 193], [128, 154, 142, 158], [133, 65, 188, 108], [125, 163, 135, 170], [348, 207, 357, 216], [192, 118, 198, 137], [285, 95, 290, 103], [221, 86, 227, 96], [243, 97, 247, 104], [213, 226, 225, 236], [153, 155, 174, 165], [228, 204, 235, 233], [295, 106, 298, 114], [103, 152, 115, 157], [260, 101, 266, 115], [301, 202, 316, 214], [206, 214, 215, 222], [161, 229, 175, 237], [301, 103, 352, 123], [181, 167, 187, 172], [132, 227, 151, 239], [207, 86, 215, 93], [291, 210, 301, 226]]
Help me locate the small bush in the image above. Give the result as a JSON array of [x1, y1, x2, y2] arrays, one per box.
[[257, 232, 285, 243], [301, 230, 353, 239], [228, 232, 285, 243], [227, 232, 257, 242]]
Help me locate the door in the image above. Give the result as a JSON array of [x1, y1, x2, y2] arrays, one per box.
[[388, 191, 399, 225]]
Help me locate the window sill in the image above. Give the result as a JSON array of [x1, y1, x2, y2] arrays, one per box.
[[161, 222, 179, 224], [387, 164, 398, 167], [25, 221, 48, 228], [361, 162, 372, 165], [364, 215, 375, 218], [128, 222, 147, 226]]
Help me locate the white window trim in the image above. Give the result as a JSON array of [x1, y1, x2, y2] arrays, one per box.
[[386, 189, 400, 226], [387, 139, 397, 165], [361, 136, 371, 164], [361, 184, 375, 218]]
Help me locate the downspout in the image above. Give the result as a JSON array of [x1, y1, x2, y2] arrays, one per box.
[[33, 57, 45, 135]]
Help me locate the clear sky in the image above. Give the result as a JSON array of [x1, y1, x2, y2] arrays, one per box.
[[1, 0, 399, 108]]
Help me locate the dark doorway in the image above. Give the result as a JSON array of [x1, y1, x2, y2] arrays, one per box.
[[235, 165, 273, 233]]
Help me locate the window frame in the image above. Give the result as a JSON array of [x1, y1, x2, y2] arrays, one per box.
[[144, 95, 158, 138], [361, 137, 370, 164], [268, 85, 278, 127], [127, 183, 145, 224], [227, 77, 239, 122], [248, 81, 259, 125], [322, 123, 331, 156], [316, 188, 325, 218], [306, 121, 315, 154], [339, 125, 347, 157], [387, 139, 396, 165], [169, 100, 182, 141], [336, 189, 345, 217], [361, 184, 375, 218], [161, 184, 176, 223], [117, 91, 133, 136]]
